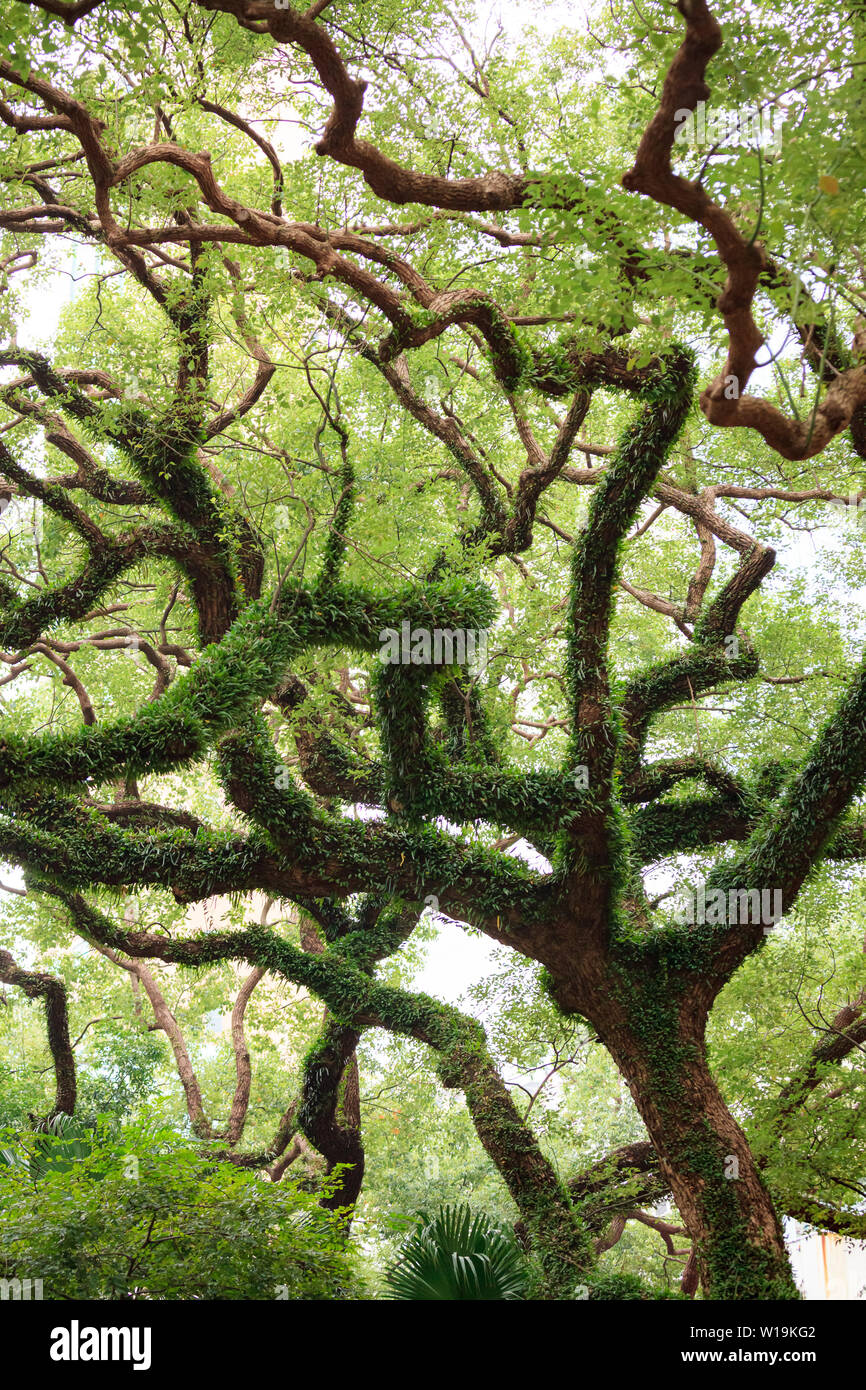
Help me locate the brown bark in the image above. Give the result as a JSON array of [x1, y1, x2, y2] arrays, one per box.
[[438, 1038, 594, 1297], [296, 917, 365, 1223], [298, 1017, 366, 1223], [593, 998, 798, 1300], [537, 908, 797, 1298], [93, 943, 213, 1142], [224, 966, 266, 1145], [622, 0, 866, 460], [0, 948, 76, 1119]]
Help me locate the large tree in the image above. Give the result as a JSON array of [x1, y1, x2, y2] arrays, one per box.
[[0, 0, 865, 1300]]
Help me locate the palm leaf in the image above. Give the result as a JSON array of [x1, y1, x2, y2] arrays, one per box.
[[384, 1202, 529, 1300]]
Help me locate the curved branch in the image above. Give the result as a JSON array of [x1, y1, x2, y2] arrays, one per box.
[[622, 0, 866, 459], [0, 948, 76, 1118]]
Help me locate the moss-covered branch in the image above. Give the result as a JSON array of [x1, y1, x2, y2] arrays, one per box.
[[0, 947, 76, 1119], [47, 886, 593, 1295]]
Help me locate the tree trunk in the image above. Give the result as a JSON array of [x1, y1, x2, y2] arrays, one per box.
[[297, 1018, 366, 1226], [595, 997, 799, 1300]]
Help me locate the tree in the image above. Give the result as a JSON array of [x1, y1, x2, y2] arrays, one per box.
[[0, 0, 864, 1300]]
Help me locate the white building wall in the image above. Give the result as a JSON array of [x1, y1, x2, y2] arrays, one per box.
[[787, 1221, 866, 1300]]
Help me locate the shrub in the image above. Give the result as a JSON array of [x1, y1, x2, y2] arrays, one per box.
[[0, 1118, 365, 1301]]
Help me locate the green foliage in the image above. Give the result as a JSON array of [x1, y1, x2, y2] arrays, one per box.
[[0, 1120, 365, 1301], [76, 1028, 165, 1120], [0, 1111, 92, 1178], [383, 1202, 530, 1300], [585, 1270, 683, 1300]]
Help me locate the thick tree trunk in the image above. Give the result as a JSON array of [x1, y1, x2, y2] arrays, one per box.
[[297, 1017, 366, 1226], [595, 1003, 800, 1300]]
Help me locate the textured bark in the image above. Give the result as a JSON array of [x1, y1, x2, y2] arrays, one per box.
[[91, 942, 213, 1142], [297, 918, 365, 1223], [594, 999, 798, 1300], [0, 948, 76, 1119], [225, 966, 266, 1145], [438, 1039, 593, 1298], [298, 1017, 366, 1222]]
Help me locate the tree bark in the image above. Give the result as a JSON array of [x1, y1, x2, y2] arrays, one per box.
[[594, 996, 799, 1300], [438, 1038, 594, 1298]]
